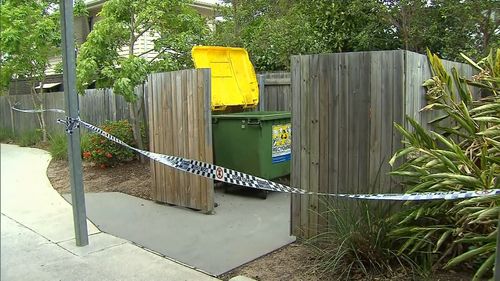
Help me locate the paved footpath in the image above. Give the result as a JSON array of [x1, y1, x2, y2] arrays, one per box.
[[1, 143, 219, 281]]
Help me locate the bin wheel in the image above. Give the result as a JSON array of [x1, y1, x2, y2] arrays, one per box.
[[258, 190, 269, 199]]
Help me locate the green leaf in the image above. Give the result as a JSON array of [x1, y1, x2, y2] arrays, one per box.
[[430, 132, 455, 150], [428, 114, 449, 124], [389, 171, 422, 177], [451, 67, 472, 104], [394, 123, 416, 144], [472, 253, 495, 281], [445, 242, 495, 268], [407, 117, 435, 148], [423, 173, 483, 187], [477, 128, 500, 137], [433, 229, 452, 253], [469, 103, 500, 114], [389, 147, 415, 166], [473, 117, 500, 124], [461, 53, 484, 71]]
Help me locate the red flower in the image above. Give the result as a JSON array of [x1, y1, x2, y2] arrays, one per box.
[[82, 151, 91, 159], [105, 152, 112, 158]]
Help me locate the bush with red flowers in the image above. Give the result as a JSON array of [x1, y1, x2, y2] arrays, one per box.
[[81, 120, 136, 167]]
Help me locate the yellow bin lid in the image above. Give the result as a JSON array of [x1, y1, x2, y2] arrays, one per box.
[[192, 46, 259, 111]]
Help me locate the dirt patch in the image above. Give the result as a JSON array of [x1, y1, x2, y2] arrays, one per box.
[[220, 243, 322, 281], [47, 160, 152, 200], [46, 159, 474, 281], [220, 242, 473, 281]]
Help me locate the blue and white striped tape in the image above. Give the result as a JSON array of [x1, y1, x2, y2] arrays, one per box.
[[12, 107, 500, 201]]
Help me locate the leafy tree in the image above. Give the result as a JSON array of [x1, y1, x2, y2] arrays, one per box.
[[76, 0, 208, 152], [211, 0, 396, 70], [210, 0, 323, 71], [299, 0, 397, 53], [384, 0, 499, 60], [0, 0, 87, 141], [0, 0, 60, 141], [211, 0, 499, 70]]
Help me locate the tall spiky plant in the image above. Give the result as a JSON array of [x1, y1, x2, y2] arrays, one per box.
[[388, 49, 499, 280]]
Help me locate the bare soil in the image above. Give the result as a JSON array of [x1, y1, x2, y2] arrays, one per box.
[[46, 159, 474, 281], [47, 159, 152, 200]]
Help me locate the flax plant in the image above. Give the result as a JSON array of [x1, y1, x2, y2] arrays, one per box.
[[389, 49, 499, 280]]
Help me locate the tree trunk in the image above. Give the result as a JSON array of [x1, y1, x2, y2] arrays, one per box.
[[129, 96, 145, 163], [39, 101, 48, 142], [38, 83, 48, 142], [30, 83, 47, 142], [6, 96, 15, 136], [127, 13, 145, 162]]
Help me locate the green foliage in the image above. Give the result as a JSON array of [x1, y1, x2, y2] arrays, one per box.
[[0, 0, 59, 92], [0, 128, 14, 143], [307, 200, 420, 280], [76, 0, 209, 100], [0, 0, 87, 92], [48, 134, 68, 160], [81, 120, 135, 167], [389, 50, 500, 280], [16, 130, 42, 147], [209, 1, 323, 71], [211, 0, 499, 71]]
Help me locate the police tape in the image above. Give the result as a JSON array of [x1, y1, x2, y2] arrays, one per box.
[[12, 107, 66, 113], [77, 118, 500, 201], [11, 106, 500, 201]]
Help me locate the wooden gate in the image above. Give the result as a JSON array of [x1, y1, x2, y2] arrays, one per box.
[[290, 51, 475, 238], [146, 69, 214, 213]]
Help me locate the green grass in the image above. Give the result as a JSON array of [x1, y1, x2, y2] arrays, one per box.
[[306, 199, 422, 280], [80, 132, 91, 153], [48, 134, 68, 160], [15, 130, 42, 147], [0, 127, 14, 143]]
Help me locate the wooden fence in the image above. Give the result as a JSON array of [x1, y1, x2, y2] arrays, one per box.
[[290, 50, 475, 238], [146, 69, 214, 213], [0, 73, 291, 135], [258, 72, 291, 111], [0, 88, 141, 136]]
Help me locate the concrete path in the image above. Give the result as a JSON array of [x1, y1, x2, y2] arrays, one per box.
[[1, 143, 218, 281], [64, 190, 295, 276]]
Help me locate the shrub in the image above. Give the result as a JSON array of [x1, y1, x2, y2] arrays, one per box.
[[388, 49, 499, 280], [307, 200, 420, 280], [48, 134, 68, 160], [0, 127, 14, 143], [16, 130, 42, 147], [81, 120, 135, 167]]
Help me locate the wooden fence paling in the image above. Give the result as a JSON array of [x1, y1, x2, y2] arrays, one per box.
[[290, 50, 474, 238], [0, 73, 292, 135], [0, 87, 145, 136], [259, 72, 292, 111], [147, 69, 214, 213]]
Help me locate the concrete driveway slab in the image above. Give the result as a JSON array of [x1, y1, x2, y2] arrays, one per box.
[[64, 190, 296, 276]]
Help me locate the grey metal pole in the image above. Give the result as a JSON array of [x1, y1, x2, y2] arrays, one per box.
[[495, 213, 500, 281], [60, 0, 89, 246]]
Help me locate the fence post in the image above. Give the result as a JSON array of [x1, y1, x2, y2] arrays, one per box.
[[258, 74, 265, 111]]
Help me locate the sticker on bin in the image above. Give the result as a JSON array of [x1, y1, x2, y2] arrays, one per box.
[[272, 123, 291, 164]]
